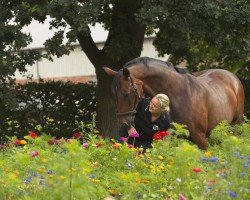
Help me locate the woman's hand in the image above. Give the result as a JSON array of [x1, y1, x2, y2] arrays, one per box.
[[128, 126, 139, 137]]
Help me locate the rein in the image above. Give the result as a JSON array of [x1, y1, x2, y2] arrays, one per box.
[[116, 77, 142, 116]]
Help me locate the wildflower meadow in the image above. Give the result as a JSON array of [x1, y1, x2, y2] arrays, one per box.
[[0, 121, 249, 200]]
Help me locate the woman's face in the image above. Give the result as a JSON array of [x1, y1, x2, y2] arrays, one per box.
[[149, 97, 161, 114]]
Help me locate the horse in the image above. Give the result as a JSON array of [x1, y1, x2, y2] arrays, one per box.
[[103, 57, 245, 150]]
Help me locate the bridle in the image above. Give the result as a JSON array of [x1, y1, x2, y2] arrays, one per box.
[[116, 77, 142, 116]]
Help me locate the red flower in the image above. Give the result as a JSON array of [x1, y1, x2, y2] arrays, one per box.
[[153, 130, 170, 140], [72, 132, 82, 139], [95, 142, 103, 148], [14, 140, 22, 145], [29, 131, 38, 139], [192, 167, 202, 173]]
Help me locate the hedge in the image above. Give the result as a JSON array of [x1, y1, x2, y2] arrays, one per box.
[[0, 81, 96, 140]]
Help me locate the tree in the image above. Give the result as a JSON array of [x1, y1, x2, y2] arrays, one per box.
[[1, 0, 249, 137]]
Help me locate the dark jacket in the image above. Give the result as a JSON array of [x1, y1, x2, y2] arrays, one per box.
[[119, 98, 171, 149]]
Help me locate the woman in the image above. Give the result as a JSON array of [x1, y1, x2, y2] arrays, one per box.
[[119, 93, 171, 149]]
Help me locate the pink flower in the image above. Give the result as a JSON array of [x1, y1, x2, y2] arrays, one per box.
[[82, 142, 89, 148], [127, 144, 134, 148], [179, 194, 187, 200], [30, 150, 39, 157], [129, 131, 139, 138], [47, 138, 60, 145], [192, 167, 202, 173]]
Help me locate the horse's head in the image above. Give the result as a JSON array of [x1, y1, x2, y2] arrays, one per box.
[[103, 67, 144, 128]]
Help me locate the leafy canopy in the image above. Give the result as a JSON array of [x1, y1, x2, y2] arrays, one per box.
[[0, 0, 249, 109]]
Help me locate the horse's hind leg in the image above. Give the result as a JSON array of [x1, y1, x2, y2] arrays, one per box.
[[232, 81, 245, 124]]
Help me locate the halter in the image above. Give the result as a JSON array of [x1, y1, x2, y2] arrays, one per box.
[[116, 77, 142, 116]]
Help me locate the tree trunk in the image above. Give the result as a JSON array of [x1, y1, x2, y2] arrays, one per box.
[[95, 68, 120, 139], [75, 0, 146, 139]]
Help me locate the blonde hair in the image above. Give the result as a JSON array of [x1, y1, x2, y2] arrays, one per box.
[[155, 93, 170, 112]]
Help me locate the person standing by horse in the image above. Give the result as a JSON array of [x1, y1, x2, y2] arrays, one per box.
[[119, 93, 171, 150]]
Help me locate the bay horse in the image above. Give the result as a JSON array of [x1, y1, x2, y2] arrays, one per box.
[[103, 57, 245, 150]]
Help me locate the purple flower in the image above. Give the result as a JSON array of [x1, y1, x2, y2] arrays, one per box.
[[228, 191, 237, 198], [119, 137, 128, 142], [221, 173, 227, 178], [201, 157, 209, 162], [210, 157, 218, 163], [129, 131, 139, 138], [24, 176, 32, 184], [239, 172, 247, 177], [233, 151, 240, 157], [204, 186, 212, 192], [46, 170, 55, 174]]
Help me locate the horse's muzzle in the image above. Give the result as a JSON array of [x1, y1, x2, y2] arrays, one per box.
[[120, 115, 135, 129]]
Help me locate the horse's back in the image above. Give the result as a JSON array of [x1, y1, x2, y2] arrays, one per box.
[[197, 69, 244, 127]]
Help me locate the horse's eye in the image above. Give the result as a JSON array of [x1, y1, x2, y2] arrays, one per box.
[[123, 92, 130, 97]]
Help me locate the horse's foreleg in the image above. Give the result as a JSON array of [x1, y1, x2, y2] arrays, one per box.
[[190, 131, 208, 150]]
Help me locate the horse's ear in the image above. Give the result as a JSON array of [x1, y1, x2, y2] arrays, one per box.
[[123, 68, 130, 78], [103, 67, 117, 77]]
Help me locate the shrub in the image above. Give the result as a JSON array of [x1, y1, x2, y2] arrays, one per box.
[[0, 81, 96, 139]]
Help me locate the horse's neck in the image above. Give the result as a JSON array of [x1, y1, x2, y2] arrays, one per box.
[[138, 68, 184, 99]]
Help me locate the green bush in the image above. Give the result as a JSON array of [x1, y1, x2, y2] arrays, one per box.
[[0, 81, 96, 139]]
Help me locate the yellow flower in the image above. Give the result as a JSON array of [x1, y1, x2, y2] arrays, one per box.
[[37, 167, 45, 173], [68, 168, 76, 173], [158, 155, 164, 160], [159, 164, 165, 170], [20, 140, 27, 145], [41, 158, 47, 163], [60, 175, 66, 179], [109, 189, 119, 195], [141, 179, 150, 184], [24, 135, 31, 140], [145, 149, 151, 153], [205, 151, 212, 157], [92, 179, 100, 183], [168, 157, 175, 165], [4, 168, 11, 173], [120, 173, 129, 180], [82, 167, 92, 173]]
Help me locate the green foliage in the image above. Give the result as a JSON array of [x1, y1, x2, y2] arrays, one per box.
[[169, 122, 190, 138], [1, 0, 250, 137], [139, 0, 250, 78], [209, 121, 234, 145], [0, 81, 97, 139], [242, 79, 250, 118], [0, 122, 249, 199]]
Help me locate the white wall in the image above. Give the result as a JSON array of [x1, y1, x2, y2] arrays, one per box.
[[15, 37, 168, 81]]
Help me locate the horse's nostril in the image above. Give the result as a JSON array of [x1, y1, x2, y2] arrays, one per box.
[[123, 122, 131, 129]]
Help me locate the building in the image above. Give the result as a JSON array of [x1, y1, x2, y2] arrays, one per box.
[[15, 20, 169, 83], [15, 36, 168, 84]]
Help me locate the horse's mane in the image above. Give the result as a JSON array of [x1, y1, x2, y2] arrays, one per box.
[[112, 57, 190, 93], [122, 57, 166, 69]]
